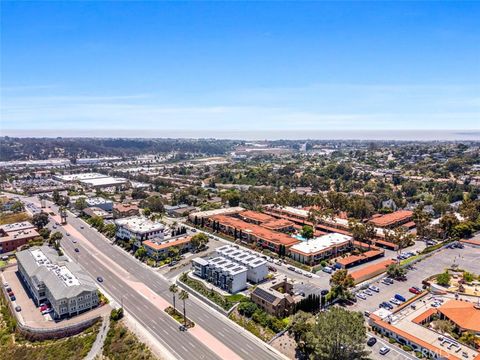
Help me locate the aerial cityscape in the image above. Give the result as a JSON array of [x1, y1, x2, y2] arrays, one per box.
[[1, 2, 479, 360]]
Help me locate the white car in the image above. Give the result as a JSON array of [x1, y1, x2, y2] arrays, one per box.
[[389, 298, 401, 305], [364, 289, 373, 296], [379, 346, 390, 355], [369, 285, 380, 292], [356, 293, 367, 300]]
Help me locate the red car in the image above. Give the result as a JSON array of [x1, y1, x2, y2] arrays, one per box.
[[40, 305, 48, 311], [409, 287, 421, 295]]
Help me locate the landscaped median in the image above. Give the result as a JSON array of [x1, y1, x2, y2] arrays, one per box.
[[164, 306, 195, 329], [178, 272, 246, 312]]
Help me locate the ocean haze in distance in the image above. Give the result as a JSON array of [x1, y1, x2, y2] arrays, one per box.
[[2, 129, 480, 141]]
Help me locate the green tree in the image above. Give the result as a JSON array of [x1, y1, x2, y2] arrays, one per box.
[[103, 223, 116, 238], [74, 197, 88, 210], [436, 271, 451, 287], [459, 332, 477, 347], [237, 301, 258, 317], [179, 290, 189, 326], [439, 213, 460, 239], [38, 227, 51, 239], [462, 271, 474, 283], [169, 246, 180, 260], [10, 201, 25, 213], [134, 247, 147, 259], [300, 225, 314, 240], [190, 233, 208, 251], [386, 264, 407, 280], [330, 269, 355, 301], [413, 207, 432, 239], [169, 284, 179, 314], [32, 212, 49, 229]]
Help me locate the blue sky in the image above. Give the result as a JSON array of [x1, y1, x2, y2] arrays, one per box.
[[1, 1, 479, 137]]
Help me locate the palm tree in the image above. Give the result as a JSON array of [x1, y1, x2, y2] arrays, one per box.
[[179, 290, 189, 326], [169, 284, 178, 314]]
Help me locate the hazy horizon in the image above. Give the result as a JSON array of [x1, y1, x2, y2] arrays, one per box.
[[2, 129, 480, 142]]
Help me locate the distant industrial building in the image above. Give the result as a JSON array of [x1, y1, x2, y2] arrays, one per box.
[[192, 257, 247, 293], [16, 246, 99, 319]]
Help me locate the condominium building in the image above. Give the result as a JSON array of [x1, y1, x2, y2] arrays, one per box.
[[143, 235, 192, 260], [115, 216, 165, 246], [0, 221, 39, 254], [216, 245, 268, 283], [16, 246, 99, 319], [192, 256, 247, 293]]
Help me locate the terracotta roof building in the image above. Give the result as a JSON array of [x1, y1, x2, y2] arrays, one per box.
[[142, 235, 192, 260], [113, 203, 139, 219], [438, 300, 480, 334], [238, 210, 275, 225], [368, 210, 413, 229]]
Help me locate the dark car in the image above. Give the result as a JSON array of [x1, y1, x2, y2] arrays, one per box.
[[74, 248, 79, 252], [97, 276, 103, 283], [10, 296, 16, 301], [409, 287, 421, 295], [367, 337, 377, 347]]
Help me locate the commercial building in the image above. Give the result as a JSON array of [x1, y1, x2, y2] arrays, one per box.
[[54, 173, 128, 189], [289, 233, 353, 265], [216, 245, 268, 283], [164, 204, 197, 218], [76, 157, 121, 165], [143, 235, 192, 260], [251, 278, 296, 317], [188, 207, 245, 223], [115, 216, 165, 245], [82, 207, 111, 219], [0, 222, 39, 254], [16, 246, 99, 319], [437, 300, 480, 335], [335, 249, 385, 269], [0, 159, 71, 169], [85, 197, 113, 212], [113, 203, 139, 218], [192, 256, 247, 293]]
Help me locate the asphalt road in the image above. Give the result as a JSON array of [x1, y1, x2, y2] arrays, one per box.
[[37, 200, 282, 360]]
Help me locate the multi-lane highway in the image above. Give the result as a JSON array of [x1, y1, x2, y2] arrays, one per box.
[[24, 196, 282, 360]]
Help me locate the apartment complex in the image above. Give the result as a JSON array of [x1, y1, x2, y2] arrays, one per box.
[[368, 210, 414, 229], [0, 221, 39, 253], [16, 246, 99, 319], [192, 256, 247, 293], [216, 245, 268, 283]]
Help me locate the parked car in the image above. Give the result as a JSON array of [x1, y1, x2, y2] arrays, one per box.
[[323, 267, 333, 274], [66, 233, 71, 236], [364, 289, 373, 296], [389, 298, 401, 305], [394, 294, 406, 302], [409, 287, 421, 295], [268, 266, 277, 272], [304, 272, 312, 278], [364, 311, 371, 317], [367, 337, 377, 346], [287, 266, 295, 271], [3, 283, 9, 288], [10, 296, 16, 301], [356, 293, 367, 300], [381, 278, 391, 285], [369, 285, 380, 292], [15, 306, 21, 312], [379, 346, 391, 355]]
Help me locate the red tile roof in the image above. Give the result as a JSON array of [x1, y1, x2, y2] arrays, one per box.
[[411, 308, 437, 325], [143, 236, 192, 251], [368, 210, 413, 227], [336, 250, 384, 266], [261, 218, 295, 230], [211, 215, 300, 247], [349, 259, 395, 282], [239, 210, 275, 223], [438, 300, 480, 332]]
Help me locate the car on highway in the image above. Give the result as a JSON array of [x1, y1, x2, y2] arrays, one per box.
[[369, 285, 380, 292], [74, 248, 79, 252], [304, 272, 312, 278], [80, 225, 84, 229], [367, 337, 377, 346], [295, 269, 303, 274], [268, 266, 277, 272], [379, 346, 390, 355], [97, 276, 103, 283], [15, 306, 21, 312], [287, 266, 295, 271], [66, 233, 71, 236]]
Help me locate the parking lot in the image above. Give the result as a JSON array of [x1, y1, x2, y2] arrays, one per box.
[[350, 244, 480, 314]]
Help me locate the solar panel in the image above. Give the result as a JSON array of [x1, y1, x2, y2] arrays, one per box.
[[254, 287, 277, 303]]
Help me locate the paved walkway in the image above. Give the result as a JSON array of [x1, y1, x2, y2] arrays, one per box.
[[85, 315, 110, 360]]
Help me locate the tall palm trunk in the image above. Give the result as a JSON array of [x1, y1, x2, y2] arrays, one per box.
[[183, 299, 187, 326]]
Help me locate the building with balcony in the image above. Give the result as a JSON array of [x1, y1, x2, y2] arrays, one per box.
[[192, 256, 247, 293]]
